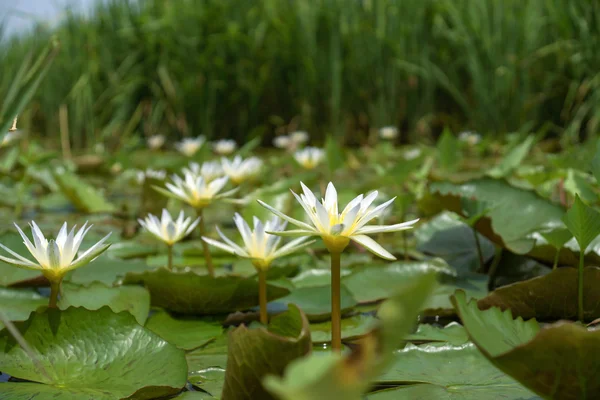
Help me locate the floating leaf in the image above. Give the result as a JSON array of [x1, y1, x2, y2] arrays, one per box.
[[422, 274, 488, 316], [310, 314, 378, 343], [222, 304, 312, 400], [562, 195, 600, 252], [186, 334, 228, 397], [437, 128, 460, 172], [0, 307, 187, 399], [123, 268, 290, 314], [405, 322, 469, 346], [0, 288, 46, 330], [276, 284, 357, 321], [68, 254, 152, 286], [146, 310, 223, 350], [52, 168, 116, 213], [487, 135, 535, 178]]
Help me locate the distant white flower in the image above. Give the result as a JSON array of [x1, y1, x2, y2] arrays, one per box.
[[1, 130, 24, 148], [294, 147, 326, 170], [458, 131, 481, 146], [175, 136, 206, 157], [403, 148, 422, 160], [379, 126, 399, 140], [273, 135, 292, 149], [212, 139, 237, 156], [138, 209, 199, 246], [136, 168, 167, 184], [147, 135, 166, 150], [159, 171, 236, 209], [0, 222, 111, 280], [290, 131, 309, 145], [221, 155, 263, 185], [184, 161, 224, 182], [202, 213, 313, 270], [259, 182, 418, 258]]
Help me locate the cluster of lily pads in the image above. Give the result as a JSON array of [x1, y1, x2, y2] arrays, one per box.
[[2, 125, 600, 399]]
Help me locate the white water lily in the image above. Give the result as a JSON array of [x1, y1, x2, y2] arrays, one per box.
[[294, 147, 325, 170], [0, 221, 111, 279], [221, 155, 263, 185], [147, 134, 165, 150], [136, 168, 167, 184], [458, 131, 481, 146], [202, 213, 313, 270], [160, 171, 236, 209], [379, 126, 399, 140], [139, 209, 199, 246], [184, 161, 224, 182], [258, 182, 418, 259], [273, 135, 292, 149], [290, 131, 309, 145], [212, 139, 237, 155], [175, 136, 206, 157]]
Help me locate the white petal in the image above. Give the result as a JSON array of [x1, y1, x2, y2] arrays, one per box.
[[314, 201, 331, 233], [215, 226, 248, 255], [15, 223, 46, 267], [355, 219, 419, 235], [0, 242, 38, 266], [55, 222, 68, 248], [355, 197, 396, 230], [202, 236, 247, 257], [233, 213, 254, 250], [324, 182, 338, 215], [266, 229, 316, 237], [351, 235, 396, 260], [257, 199, 314, 231], [0, 254, 41, 270], [272, 237, 315, 258], [299, 182, 318, 207]]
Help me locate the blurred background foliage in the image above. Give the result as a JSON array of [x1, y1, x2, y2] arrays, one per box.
[[1, 0, 600, 150]]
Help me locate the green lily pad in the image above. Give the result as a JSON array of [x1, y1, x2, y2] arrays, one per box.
[[187, 334, 229, 397], [370, 342, 540, 399], [146, 310, 223, 350], [108, 241, 159, 259], [276, 284, 357, 322], [310, 314, 378, 343], [0, 288, 47, 330], [405, 322, 469, 346], [53, 168, 116, 213], [123, 268, 290, 314], [478, 267, 600, 321], [0, 307, 187, 399], [59, 282, 150, 325], [427, 178, 565, 254], [343, 261, 455, 304], [453, 290, 600, 399], [422, 274, 489, 316], [0, 233, 43, 286], [291, 269, 352, 288], [222, 304, 312, 400], [68, 254, 152, 286]]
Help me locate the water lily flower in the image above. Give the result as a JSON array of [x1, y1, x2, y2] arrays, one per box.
[[139, 209, 199, 270], [161, 172, 236, 209], [290, 131, 309, 145], [0, 221, 111, 307], [403, 148, 422, 160], [184, 161, 224, 182], [175, 136, 206, 157], [294, 147, 326, 170], [458, 131, 481, 146], [212, 139, 237, 155], [147, 134, 166, 150], [202, 213, 313, 323], [136, 168, 167, 184], [273, 135, 292, 149], [221, 155, 263, 185], [1, 130, 24, 148], [379, 126, 399, 140], [259, 182, 418, 258]]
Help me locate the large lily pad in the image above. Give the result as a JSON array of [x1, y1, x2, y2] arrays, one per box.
[[478, 267, 600, 322], [146, 310, 223, 350], [53, 168, 116, 213], [426, 178, 565, 255], [0, 307, 187, 399], [370, 342, 540, 399], [276, 284, 357, 322], [68, 254, 152, 286], [310, 314, 378, 343], [405, 322, 469, 346], [453, 290, 600, 399], [423, 274, 488, 316], [186, 334, 229, 397], [222, 304, 312, 400], [123, 268, 290, 314], [59, 282, 151, 325], [0, 233, 43, 286], [0, 288, 47, 330]]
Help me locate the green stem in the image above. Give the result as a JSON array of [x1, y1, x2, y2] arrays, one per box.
[[487, 246, 503, 291], [167, 244, 173, 271], [578, 250, 584, 323], [552, 249, 560, 270], [258, 268, 268, 325], [197, 208, 215, 277], [402, 230, 409, 261], [472, 227, 485, 273], [49, 279, 61, 308], [330, 251, 342, 352]]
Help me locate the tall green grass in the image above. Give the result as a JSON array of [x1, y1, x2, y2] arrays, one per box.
[[1, 0, 599, 149]]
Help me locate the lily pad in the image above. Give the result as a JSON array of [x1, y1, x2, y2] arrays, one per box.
[[68, 254, 152, 286], [453, 290, 600, 399], [0, 233, 43, 286], [108, 241, 159, 259], [53, 168, 116, 213], [59, 282, 151, 325], [405, 322, 469, 346], [222, 304, 312, 400], [146, 310, 223, 350], [343, 261, 455, 304], [310, 314, 378, 343], [291, 269, 352, 288], [187, 334, 229, 397], [371, 342, 540, 399], [276, 284, 357, 322], [0, 306, 187, 399], [0, 288, 47, 330], [123, 268, 290, 314], [478, 267, 600, 322], [422, 274, 489, 316]]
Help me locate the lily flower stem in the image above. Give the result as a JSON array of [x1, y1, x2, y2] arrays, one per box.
[[258, 268, 268, 325], [49, 280, 61, 308], [578, 250, 584, 323], [552, 249, 560, 270], [330, 251, 342, 352], [167, 244, 174, 271], [197, 208, 215, 277]]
